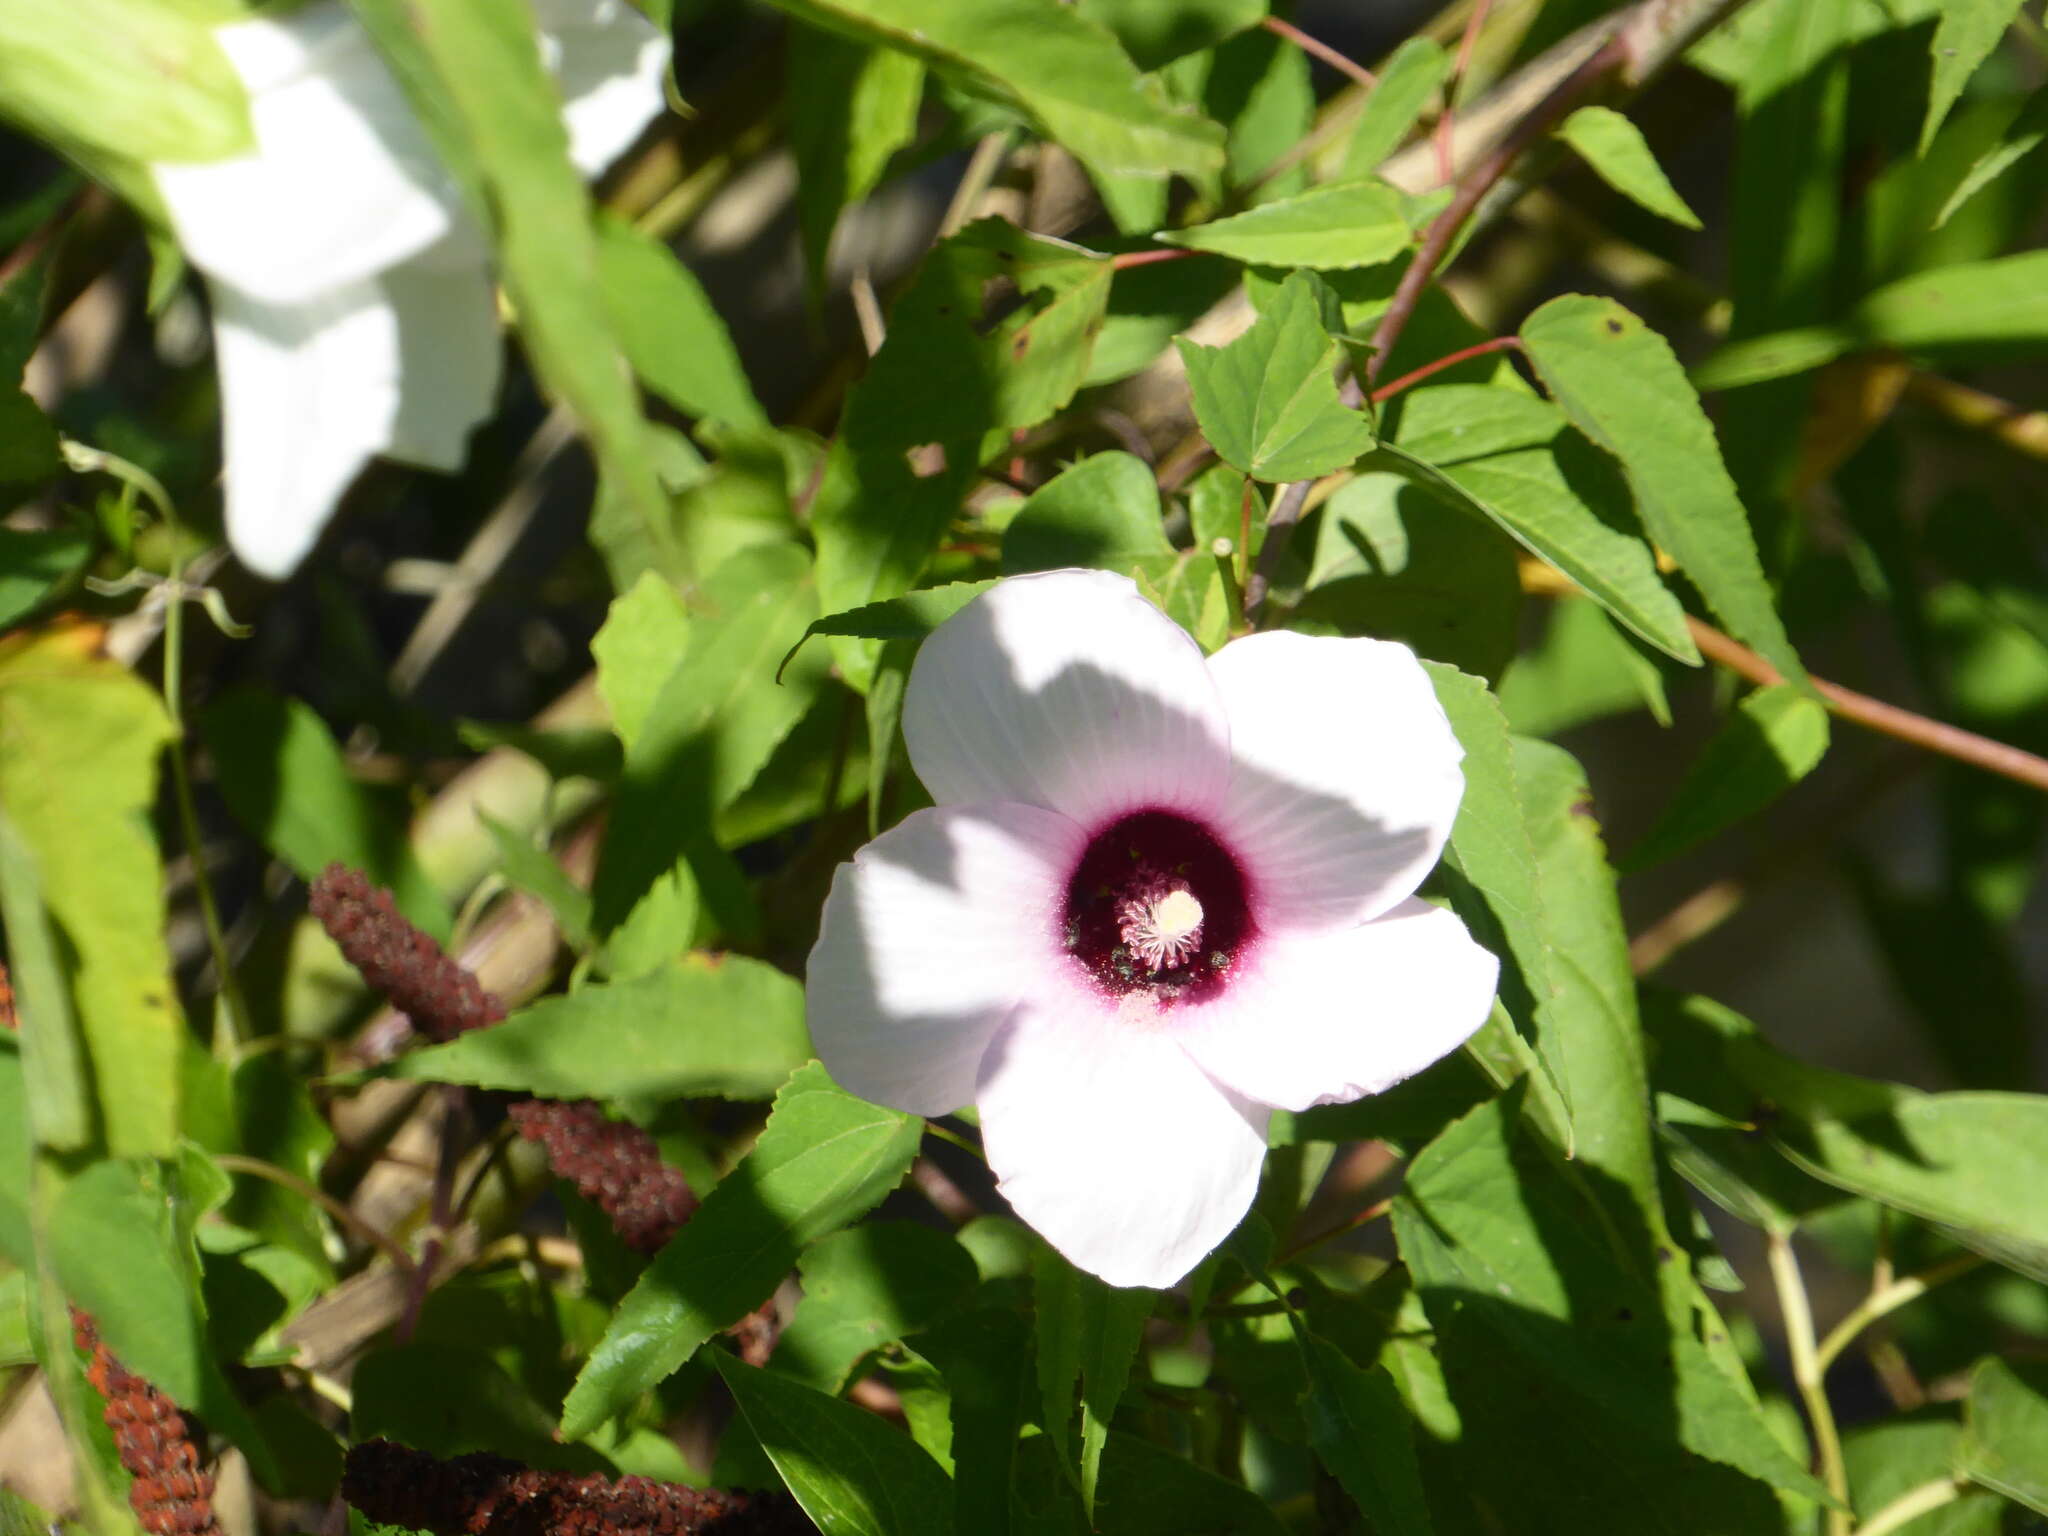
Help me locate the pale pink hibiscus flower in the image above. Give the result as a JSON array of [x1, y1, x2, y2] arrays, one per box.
[[806, 569, 1500, 1288]]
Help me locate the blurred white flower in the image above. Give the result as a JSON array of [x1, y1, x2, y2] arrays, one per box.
[[806, 569, 1501, 1288], [152, 0, 668, 578]]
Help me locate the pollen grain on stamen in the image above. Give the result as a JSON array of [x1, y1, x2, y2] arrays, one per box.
[[1119, 881, 1206, 972]]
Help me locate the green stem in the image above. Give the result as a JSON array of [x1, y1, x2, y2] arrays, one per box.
[[1855, 1477, 1966, 1536], [1767, 1229, 1850, 1536], [1816, 1252, 1986, 1374]]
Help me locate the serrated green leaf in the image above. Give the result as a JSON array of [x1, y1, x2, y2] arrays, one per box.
[[763, 0, 1223, 227], [560, 1063, 921, 1437], [1520, 295, 1805, 685], [712, 1351, 955, 1536], [366, 0, 678, 580], [1923, 0, 2026, 153], [1340, 37, 1446, 177], [590, 541, 826, 939], [1623, 685, 1828, 870], [0, 530, 91, 627], [783, 581, 998, 680], [1937, 84, 2048, 227], [1177, 270, 1375, 481], [1958, 1358, 2048, 1515], [1090, 1429, 1292, 1535], [201, 685, 450, 943], [788, 28, 924, 303], [1555, 106, 1701, 229], [1368, 384, 1695, 662], [397, 955, 808, 1101], [594, 213, 766, 428], [776, 1223, 979, 1392], [1162, 178, 1414, 268], [1033, 1248, 1152, 1517], [1498, 597, 1672, 737], [355, 1339, 601, 1469], [0, 1044, 28, 1265], [1299, 1332, 1433, 1536], [0, 634, 178, 1156], [592, 571, 693, 752]]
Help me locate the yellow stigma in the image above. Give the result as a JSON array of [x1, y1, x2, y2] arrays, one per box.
[[1150, 888, 1203, 942]]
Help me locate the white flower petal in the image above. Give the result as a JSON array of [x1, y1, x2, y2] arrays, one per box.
[[535, 0, 672, 177], [902, 569, 1232, 826], [808, 801, 1086, 1118], [379, 255, 502, 471], [211, 279, 401, 579], [1174, 898, 1498, 1113], [978, 1002, 1270, 1288], [1208, 630, 1464, 932], [156, 5, 466, 305]]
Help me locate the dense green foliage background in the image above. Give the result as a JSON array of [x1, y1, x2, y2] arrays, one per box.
[[1, 0, 2046, 1532]]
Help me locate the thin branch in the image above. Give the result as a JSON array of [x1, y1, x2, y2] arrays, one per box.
[[1907, 372, 2048, 463], [213, 1154, 417, 1277], [1767, 1230, 1850, 1536], [1687, 618, 2048, 796], [1816, 1252, 1987, 1374], [1243, 478, 1314, 623], [1437, 0, 1498, 185], [1260, 15, 1377, 90], [1857, 1478, 1968, 1536], [1369, 335, 1524, 404], [1365, 34, 1628, 386]]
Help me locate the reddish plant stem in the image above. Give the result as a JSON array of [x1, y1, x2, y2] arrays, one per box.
[[1687, 619, 2048, 795], [1260, 15, 1377, 89], [1437, 0, 1498, 184], [1110, 247, 1198, 271], [1364, 33, 1628, 387], [1368, 335, 1525, 404]]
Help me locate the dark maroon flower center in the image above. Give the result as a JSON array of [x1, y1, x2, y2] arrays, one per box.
[[1061, 809, 1253, 1007]]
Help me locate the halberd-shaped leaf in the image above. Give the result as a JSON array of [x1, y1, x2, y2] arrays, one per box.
[[1520, 295, 1806, 686], [1177, 270, 1375, 482]]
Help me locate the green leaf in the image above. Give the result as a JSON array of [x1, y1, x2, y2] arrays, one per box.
[[1923, 0, 2026, 153], [1957, 1357, 2048, 1515], [1340, 37, 1447, 177], [1002, 453, 1224, 644], [1073, 0, 1264, 71], [0, 262, 60, 489], [1554, 106, 1702, 229], [0, 815, 91, 1156], [1298, 1332, 1433, 1536], [1177, 270, 1376, 481], [775, 1223, 980, 1392], [1520, 295, 1805, 686], [200, 685, 450, 943], [1368, 384, 1695, 663], [849, 219, 1113, 454], [782, 581, 998, 680], [1297, 470, 1522, 681], [1937, 85, 2048, 228], [478, 811, 592, 949], [1695, 249, 2048, 391], [1162, 178, 1415, 269], [396, 955, 809, 1101], [788, 28, 925, 302], [1498, 598, 1672, 737], [1623, 686, 1828, 869], [0, 1045, 28, 1265], [594, 213, 766, 428], [590, 541, 827, 939], [354, 1339, 602, 1470], [1091, 1430, 1291, 1535], [0, 0, 253, 172], [367, 0, 678, 579], [0, 529, 90, 627], [762, 0, 1223, 226], [1033, 1248, 1152, 1517], [1396, 1095, 1838, 1514], [0, 635, 178, 1155], [560, 1063, 922, 1437], [592, 571, 693, 753], [711, 1351, 955, 1536]]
